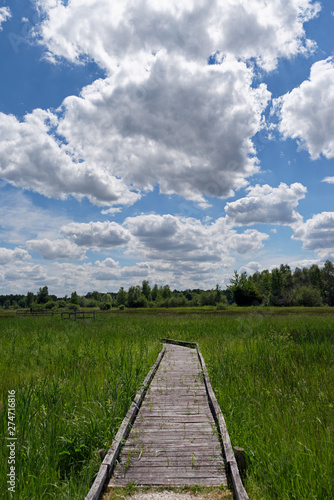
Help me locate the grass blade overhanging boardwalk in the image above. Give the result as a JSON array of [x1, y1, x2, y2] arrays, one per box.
[[85, 345, 166, 500], [86, 339, 248, 500]]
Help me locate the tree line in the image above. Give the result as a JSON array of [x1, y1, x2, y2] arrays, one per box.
[[227, 260, 334, 307], [0, 260, 333, 310]]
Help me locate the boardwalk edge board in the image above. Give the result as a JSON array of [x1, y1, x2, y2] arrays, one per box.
[[85, 345, 166, 500], [161, 338, 249, 500]]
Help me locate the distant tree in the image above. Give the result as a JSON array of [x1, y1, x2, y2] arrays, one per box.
[[142, 280, 151, 301], [70, 291, 79, 304], [99, 302, 111, 310], [161, 285, 172, 299], [292, 286, 323, 307], [254, 270, 271, 304], [151, 284, 159, 301], [128, 285, 147, 308], [116, 287, 127, 306], [321, 260, 334, 306], [91, 291, 102, 302], [36, 286, 49, 304], [25, 291, 35, 308], [308, 264, 323, 291], [269, 268, 284, 306], [79, 296, 87, 307], [293, 267, 309, 288], [45, 300, 57, 310], [215, 284, 222, 303], [102, 293, 112, 304], [199, 290, 217, 306], [68, 303, 79, 311], [189, 293, 200, 306], [183, 289, 193, 301], [228, 271, 262, 306]]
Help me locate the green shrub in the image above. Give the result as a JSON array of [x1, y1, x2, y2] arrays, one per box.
[[45, 301, 57, 310], [99, 302, 111, 310], [68, 303, 79, 311], [86, 299, 99, 308], [31, 303, 45, 311], [292, 286, 323, 307]]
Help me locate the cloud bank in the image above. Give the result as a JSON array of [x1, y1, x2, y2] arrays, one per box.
[[275, 57, 334, 159], [293, 212, 334, 260], [0, 0, 321, 209], [35, 0, 320, 72]]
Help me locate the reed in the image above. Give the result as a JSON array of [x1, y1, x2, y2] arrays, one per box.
[[0, 310, 333, 499]]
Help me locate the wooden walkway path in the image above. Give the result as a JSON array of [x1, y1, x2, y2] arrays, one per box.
[[109, 343, 227, 487]]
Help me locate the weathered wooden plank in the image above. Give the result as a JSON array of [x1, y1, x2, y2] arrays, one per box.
[[117, 457, 225, 467], [142, 398, 208, 404], [116, 460, 225, 469], [126, 433, 218, 441], [118, 447, 223, 455], [136, 412, 209, 417], [118, 454, 224, 465], [133, 422, 214, 428], [125, 437, 218, 444], [137, 411, 210, 416], [126, 422, 217, 431], [108, 342, 228, 490], [148, 388, 207, 393], [123, 440, 220, 448], [127, 432, 217, 440], [110, 477, 226, 487]]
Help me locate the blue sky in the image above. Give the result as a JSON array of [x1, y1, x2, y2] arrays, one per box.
[[0, 0, 333, 295]]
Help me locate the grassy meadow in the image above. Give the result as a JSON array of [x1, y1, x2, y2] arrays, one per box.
[[0, 309, 333, 499]]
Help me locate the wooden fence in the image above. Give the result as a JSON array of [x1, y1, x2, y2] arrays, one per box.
[[16, 310, 95, 320]]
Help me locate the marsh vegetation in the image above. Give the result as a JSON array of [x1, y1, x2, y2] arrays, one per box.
[[0, 310, 333, 499]]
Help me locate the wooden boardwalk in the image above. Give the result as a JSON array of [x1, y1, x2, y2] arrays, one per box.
[[109, 343, 227, 487]]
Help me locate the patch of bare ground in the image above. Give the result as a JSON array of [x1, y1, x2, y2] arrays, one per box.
[[103, 486, 233, 500]]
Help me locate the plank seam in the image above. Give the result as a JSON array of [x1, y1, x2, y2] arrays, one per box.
[[85, 345, 166, 500]]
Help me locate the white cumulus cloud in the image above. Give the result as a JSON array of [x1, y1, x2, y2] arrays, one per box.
[[0, 1, 322, 209], [61, 221, 131, 248], [0, 109, 140, 207], [27, 238, 86, 260], [34, 0, 320, 72], [0, 6, 11, 30], [0, 247, 30, 265], [56, 54, 270, 206], [274, 57, 334, 159], [125, 214, 269, 262], [322, 176, 334, 184], [292, 212, 334, 259], [225, 182, 307, 226]]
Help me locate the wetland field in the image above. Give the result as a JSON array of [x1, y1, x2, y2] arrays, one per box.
[[0, 308, 333, 499]]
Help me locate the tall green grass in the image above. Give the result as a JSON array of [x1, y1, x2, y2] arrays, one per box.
[[0, 315, 161, 499], [0, 310, 333, 499], [203, 315, 334, 499]]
